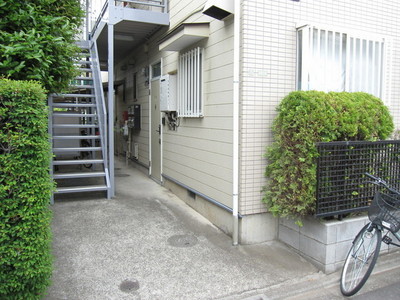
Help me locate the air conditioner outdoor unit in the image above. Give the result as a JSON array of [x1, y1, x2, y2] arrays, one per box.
[[202, 0, 234, 20]]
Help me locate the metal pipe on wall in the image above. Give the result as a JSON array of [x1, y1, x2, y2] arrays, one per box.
[[232, 0, 241, 246]]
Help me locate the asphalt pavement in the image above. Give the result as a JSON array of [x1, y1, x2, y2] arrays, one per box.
[[43, 157, 400, 300]]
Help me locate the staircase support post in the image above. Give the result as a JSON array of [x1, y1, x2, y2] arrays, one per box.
[[108, 22, 115, 198]]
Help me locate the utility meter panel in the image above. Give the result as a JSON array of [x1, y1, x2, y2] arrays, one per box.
[[160, 74, 177, 112], [127, 104, 141, 129]]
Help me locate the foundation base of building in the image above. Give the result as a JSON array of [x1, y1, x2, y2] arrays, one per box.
[[163, 177, 278, 244]]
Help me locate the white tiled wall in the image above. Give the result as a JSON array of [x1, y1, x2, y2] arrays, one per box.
[[240, 0, 400, 215]]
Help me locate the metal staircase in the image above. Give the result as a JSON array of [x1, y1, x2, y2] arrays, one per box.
[[49, 40, 111, 202]]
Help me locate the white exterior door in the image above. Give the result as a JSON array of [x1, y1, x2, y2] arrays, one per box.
[[150, 62, 161, 182]]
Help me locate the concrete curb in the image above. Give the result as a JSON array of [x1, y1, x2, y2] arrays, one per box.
[[227, 250, 400, 300]]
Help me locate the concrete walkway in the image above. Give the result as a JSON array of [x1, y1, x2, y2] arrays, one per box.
[[44, 158, 400, 299]]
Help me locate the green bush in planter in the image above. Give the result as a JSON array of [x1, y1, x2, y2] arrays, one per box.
[[0, 79, 53, 299], [263, 91, 394, 223]]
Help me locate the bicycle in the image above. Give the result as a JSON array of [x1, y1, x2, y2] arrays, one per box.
[[80, 129, 93, 169], [340, 173, 400, 296]]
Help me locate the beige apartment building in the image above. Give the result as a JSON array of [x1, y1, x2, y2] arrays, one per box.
[[65, 0, 400, 246]]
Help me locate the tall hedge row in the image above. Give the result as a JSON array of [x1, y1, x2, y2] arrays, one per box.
[[0, 79, 53, 299], [0, 0, 84, 92], [264, 91, 394, 223]]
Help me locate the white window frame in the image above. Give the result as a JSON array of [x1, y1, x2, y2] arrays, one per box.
[[178, 47, 204, 118], [296, 24, 390, 100]]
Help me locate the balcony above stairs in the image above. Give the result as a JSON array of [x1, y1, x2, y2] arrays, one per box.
[[49, 41, 111, 202], [90, 0, 169, 70]]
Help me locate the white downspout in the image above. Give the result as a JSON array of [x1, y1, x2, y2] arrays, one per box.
[[232, 0, 241, 246]]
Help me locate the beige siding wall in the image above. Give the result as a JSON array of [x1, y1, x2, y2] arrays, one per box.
[[114, 54, 152, 166], [113, 0, 235, 208], [162, 0, 235, 208], [240, 0, 400, 215], [114, 28, 167, 167]]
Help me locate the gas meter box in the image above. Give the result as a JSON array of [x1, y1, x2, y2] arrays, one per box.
[[160, 74, 177, 112], [128, 104, 141, 129]]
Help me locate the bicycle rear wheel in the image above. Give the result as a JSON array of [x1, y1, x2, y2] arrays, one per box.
[[81, 150, 93, 168], [340, 223, 381, 296], [80, 140, 93, 169]]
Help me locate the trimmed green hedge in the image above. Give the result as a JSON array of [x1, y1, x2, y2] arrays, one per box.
[[0, 0, 84, 92], [0, 79, 53, 299], [263, 91, 394, 223]]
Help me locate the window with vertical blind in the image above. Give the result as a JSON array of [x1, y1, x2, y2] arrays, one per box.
[[178, 47, 204, 117], [296, 25, 386, 98]]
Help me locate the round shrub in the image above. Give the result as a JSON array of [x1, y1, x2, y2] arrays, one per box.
[[0, 79, 53, 299], [263, 91, 394, 223]]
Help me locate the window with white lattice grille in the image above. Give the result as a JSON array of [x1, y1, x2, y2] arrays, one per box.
[[178, 47, 203, 117], [297, 25, 386, 98]]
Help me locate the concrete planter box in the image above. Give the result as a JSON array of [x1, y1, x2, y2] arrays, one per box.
[[278, 215, 371, 274]]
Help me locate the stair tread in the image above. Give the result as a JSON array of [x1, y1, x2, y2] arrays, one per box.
[[74, 76, 93, 80], [53, 124, 98, 128], [53, 159, 104, 165], [53, 113, 96, 117], [70, 84, 94, 88], [55, 185, 108, 193], [52, 103, 96, 108], [76, 41, 90, 49], [53, 147, 101, 152], [53, 172, 106, 179], [54, 93, 95, 98], [75, 60, 92, 64], [54, 171, 105, 175], [53, 135, 100, 139], [78, 68, 92, 72]]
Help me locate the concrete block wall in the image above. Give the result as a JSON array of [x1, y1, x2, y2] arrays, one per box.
[[279, 216, 370, 274]]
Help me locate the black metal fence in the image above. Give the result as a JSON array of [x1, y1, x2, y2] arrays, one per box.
[[316, 140, 400, 218]]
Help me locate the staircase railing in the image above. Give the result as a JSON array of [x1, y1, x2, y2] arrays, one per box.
[[89, 0, 168, 39], [90, 40, 111, 198]]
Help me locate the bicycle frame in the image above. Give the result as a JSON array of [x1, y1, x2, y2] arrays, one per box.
[[379, 225, 400, 248], [340, 173, 400, 296]]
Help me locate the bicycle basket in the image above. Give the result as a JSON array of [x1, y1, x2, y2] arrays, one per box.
[[369, 192, 400, 232]]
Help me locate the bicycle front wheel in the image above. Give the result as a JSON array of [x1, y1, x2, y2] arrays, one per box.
[[340, 223, 381, 296]]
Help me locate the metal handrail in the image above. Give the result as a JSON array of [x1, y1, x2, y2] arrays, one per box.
[[90, 0, 110, 40], [90, 40, 110, 190]]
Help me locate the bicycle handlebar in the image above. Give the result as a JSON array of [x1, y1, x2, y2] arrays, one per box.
[[365, 173, 380, 181], [365, 172, 400, 195]]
